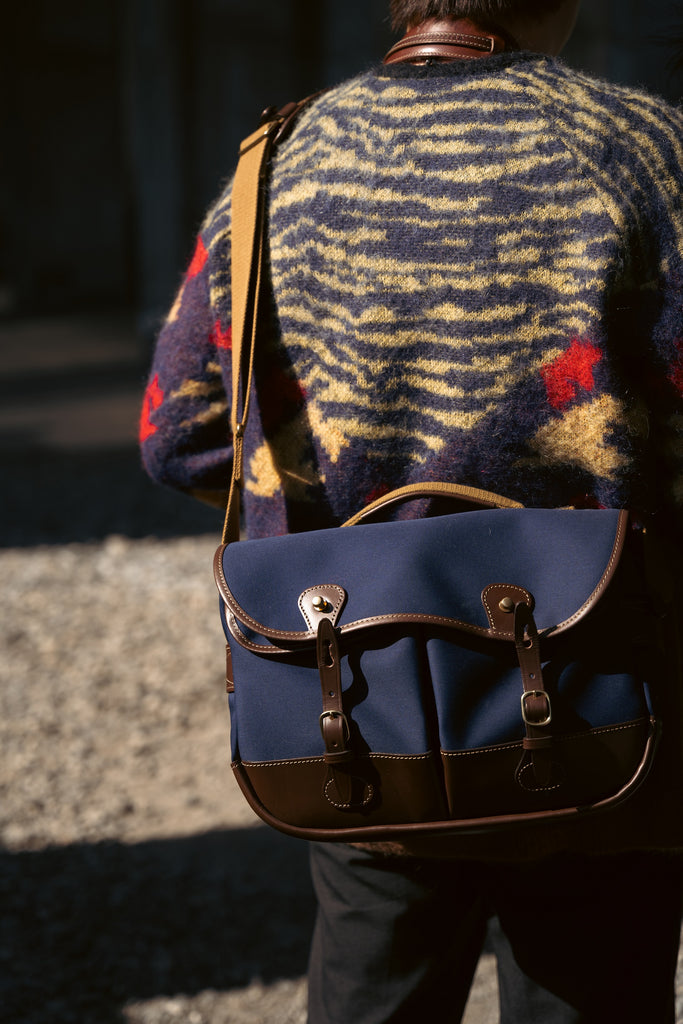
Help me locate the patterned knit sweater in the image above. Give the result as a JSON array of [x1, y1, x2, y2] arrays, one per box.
[[141, 52, 683, 539]]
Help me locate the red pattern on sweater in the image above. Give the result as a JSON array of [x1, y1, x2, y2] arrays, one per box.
[[187, 236, 208, 279], [139, 374, 164, 443], [210, 320, 232, 350], [541, 339, 602, 410]]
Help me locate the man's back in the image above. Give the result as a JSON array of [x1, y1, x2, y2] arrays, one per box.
[[194, 52, 683, 532]]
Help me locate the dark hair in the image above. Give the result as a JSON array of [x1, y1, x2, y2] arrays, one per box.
[[389, 0, 569, 33]]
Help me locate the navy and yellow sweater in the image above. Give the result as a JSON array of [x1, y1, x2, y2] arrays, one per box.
[[141, 52, 683, 538]]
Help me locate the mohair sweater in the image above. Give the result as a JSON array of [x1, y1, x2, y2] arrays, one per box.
[[141, 52, 683, 538]]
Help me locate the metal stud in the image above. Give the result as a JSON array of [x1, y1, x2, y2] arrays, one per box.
[[499, 596, 515, 613], [312, 595, 331, 612]]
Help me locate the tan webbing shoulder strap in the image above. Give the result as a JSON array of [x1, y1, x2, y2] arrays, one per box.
[[222, 96, 323, 544]]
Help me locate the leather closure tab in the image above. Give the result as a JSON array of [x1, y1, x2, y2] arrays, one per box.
[[316, 618, 352, 764], [482, 583, 534, 634], [514, 602, 555, 790], [299, 584, 347, 630], [514, 602, 543, 689]]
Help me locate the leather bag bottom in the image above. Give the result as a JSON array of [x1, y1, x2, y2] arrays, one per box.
[[232, 715, 655, 842]]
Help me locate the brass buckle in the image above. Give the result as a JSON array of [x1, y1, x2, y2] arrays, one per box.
[[319, 710, 351, 743], [521, 690, 552, 727]]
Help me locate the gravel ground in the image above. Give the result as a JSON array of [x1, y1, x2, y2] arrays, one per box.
[[0, 534, 318, 1023]]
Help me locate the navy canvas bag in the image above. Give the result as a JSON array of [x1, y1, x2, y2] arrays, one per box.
[[213, 102, 683, 859], [215, 482, 670, 852]]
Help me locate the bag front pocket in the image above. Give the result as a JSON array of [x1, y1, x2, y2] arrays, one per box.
[[229, 631, 450, 829], [441, 718, 654, 820], [426, 629, 657, 820]]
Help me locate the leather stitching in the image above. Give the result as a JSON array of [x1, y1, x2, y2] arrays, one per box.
[[224, 599, 512, 647], [241, 752, 435, 768], [481, 584, 532, 629], [324, 778, 374, 809], [239, 722, 648, 770], [399, 32, 491, 46], [442, 719, 648, 758], [549, 511, 628, 632], [298, 584, 346, 630], [516, 763, 563, 792]]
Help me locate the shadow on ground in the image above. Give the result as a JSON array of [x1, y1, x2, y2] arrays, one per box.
[[0, 827, 315, 1024], [0, 313, 225, 547]]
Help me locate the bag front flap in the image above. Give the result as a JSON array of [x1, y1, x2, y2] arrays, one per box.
[[215, 508, 629, 647]]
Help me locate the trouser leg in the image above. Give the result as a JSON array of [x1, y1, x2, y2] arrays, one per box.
[[489, 852, 683, 1024], [307, 843, 488, 1024]]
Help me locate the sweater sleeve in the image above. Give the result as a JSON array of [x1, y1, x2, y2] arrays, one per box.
[[139, 230, 233, 509]]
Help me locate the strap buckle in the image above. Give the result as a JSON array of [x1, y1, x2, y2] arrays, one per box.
[[319, 710, 351, 744], [521, 690, 552, 728]]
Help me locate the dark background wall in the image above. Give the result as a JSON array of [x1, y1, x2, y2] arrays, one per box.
[[2, 0, 682, 340]]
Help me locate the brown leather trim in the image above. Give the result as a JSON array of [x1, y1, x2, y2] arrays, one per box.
[[230, 717, 657, 843], [383, 18, 508, 65], [216, 545, 523, 649], [235, 751, 448, 830], [383, 40, 498, 65], [551, 508, 630, 632], [214, 509, 629, 652], [444, 719, 650, 818], [223, 600, 520, 652], [298, 584, 346, 629], [482, 583, 533, 630], [226, 609, 295, 655]]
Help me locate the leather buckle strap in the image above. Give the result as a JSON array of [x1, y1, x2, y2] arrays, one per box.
[[317, 618, 352, 764], [513, 602, 556, 790], [383, 17, 508, 65], [316, 618, 375, 811], [319, 710, 351, 756]]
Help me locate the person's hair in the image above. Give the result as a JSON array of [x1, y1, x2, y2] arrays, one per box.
[[389, 0, 569, 33]]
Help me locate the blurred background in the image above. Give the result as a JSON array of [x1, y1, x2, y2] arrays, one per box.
[[2, 0, 682, 335], [1, 4, 682, 1023]]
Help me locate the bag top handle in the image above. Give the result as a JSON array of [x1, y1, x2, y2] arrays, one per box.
[[342, 482, 523, 527]]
